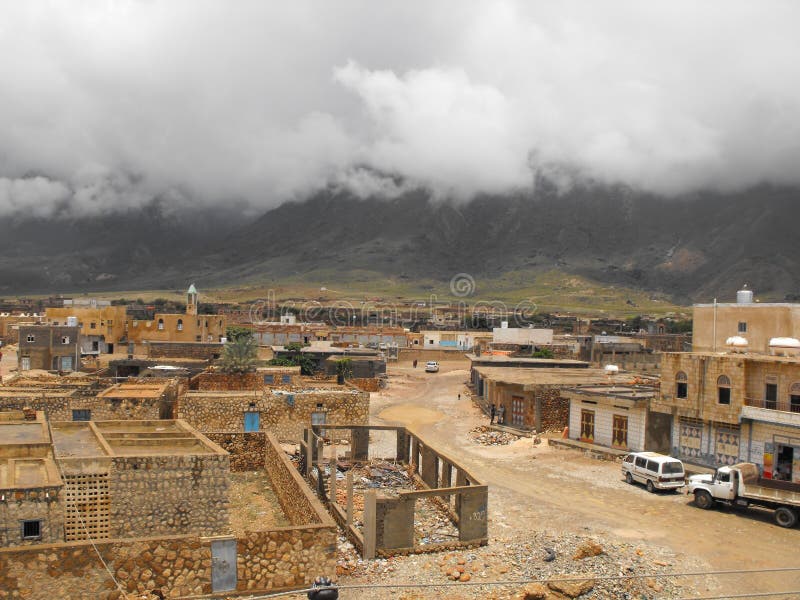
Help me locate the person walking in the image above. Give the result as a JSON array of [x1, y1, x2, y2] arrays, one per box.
[[413, 359, 418, 369], [497, 405, 505, 425], [490, 404, 496, 424]]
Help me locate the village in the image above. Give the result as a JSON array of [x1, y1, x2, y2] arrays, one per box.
[[0, 284, 798, 599]]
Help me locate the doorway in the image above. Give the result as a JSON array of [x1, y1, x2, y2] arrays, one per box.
[[775, 445, 794, 482], [580, 410, 595, 443], [511, 396, 525, 427], [612, 415, 628, 449]]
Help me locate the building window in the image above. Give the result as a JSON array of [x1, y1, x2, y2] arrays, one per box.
[[263, 374, 274, 384], [580, 410, 595, 442], [132, 320, 138, 328], [765, 381, 778, 409], [61, 336, 70, 345], [177, 319, 183, 331], [157, 319, 164, 331], [26, 334, 35, 342], [717, 375, 732, 405], [22, 520, 41, 540], [790, 382, 800, 414], [90, 322, 96, 329], [676, 371, 688, 399], [281, 374, 291, 384], [738, 322, 747, 333], [72, 409, 91, 422]]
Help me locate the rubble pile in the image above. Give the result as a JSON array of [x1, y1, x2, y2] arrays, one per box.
[[336, 531, 694, 599], [469, 426, 519, 446]]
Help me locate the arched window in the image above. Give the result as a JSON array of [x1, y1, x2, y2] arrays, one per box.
[[717, 375, 731, 405], [157, 318, 164, 331], [790, 382, 800, 413], [676, 371, 688, 399], [177, 319, 183, 331]]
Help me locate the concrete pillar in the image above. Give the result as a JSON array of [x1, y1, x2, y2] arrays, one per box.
[[377, 497, 415, 551], [440, 460, 452, 488], [457, 488, 488, 542], [396, 429, 410, 463], [411, 437, 421, 474], [352, 427, 370, 461], [420, 446, 438, 489], [363, 489, 377, 559], [346, 471, 354, 526]]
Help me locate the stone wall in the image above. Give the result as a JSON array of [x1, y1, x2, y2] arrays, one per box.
[[177, 388, 370, 442], [0, 486, 64, 547], [205, 432, 266, 471], [147, 342, 223, 360], [236, 528, 337, 592], [0, 392, 74, 421], [191, 369, 299, 391], [264, 432, 330, 526], [538, 389, 570, 432], [348, 377, 382, 392], [109, 454, 231, 538]]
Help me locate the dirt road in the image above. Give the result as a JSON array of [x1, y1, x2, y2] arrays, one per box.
[[369, 360, 800, 597]]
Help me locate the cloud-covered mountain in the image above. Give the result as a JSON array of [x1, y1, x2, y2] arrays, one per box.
[[2, 185, 799, 303]]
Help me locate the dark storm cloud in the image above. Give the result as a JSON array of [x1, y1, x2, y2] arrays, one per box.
[[1, 1, 799, 215]]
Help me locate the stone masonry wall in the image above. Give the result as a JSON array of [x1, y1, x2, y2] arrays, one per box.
[[69, 396, 163, 421], [109, 454, 231, 538], [0, 487, 64, 548], [177, 389, 370, 442], [0, 394, 72, 421], [0, 534, 212, 599], [237, 528, 337, 592], [538, 388, 570, 432], [205, 432, 266, 471], [147, 342, 223, 360], [348, 377, 382, 392]]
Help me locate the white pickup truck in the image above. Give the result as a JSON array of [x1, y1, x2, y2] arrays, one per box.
[[687, 462, 800, 528]]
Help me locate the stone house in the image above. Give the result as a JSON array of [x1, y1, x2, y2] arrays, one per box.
[[17, 325, 80, 372], [0, 312, 42, 344], [177, 384, 370, 441], [653, 351, 800, 481], [0, 411, 65, 547]]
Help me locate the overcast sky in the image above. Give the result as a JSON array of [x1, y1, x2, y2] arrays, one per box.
[[1, 1, 799, 216]]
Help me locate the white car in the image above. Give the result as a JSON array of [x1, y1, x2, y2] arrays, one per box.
[[425, 361, 439, 373], [621, 452, 685, 492]]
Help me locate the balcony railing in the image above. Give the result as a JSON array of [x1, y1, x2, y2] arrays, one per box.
[[744, 397, 800, 414]]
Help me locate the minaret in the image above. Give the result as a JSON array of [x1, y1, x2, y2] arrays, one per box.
[[187, 283, 198, 316]]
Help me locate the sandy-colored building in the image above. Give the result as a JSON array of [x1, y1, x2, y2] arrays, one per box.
[[693, 287, 800, 353], [0, 312, 42, 343], [45, 300, 127, 354], [17, 325, 80, 372], [125, 284, 227, 345]]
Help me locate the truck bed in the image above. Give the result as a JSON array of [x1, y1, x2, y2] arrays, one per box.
[[741, 483, 800, 507]]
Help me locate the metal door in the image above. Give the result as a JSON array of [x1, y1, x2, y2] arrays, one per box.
[[61, 356, 73, 371], [311, 411, 326, 437], [211, 538, 237, 592], [20, 357, 30, 371], [244, 411, 260, 432]]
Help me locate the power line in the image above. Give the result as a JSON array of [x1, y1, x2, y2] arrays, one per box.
[[45, 416, 129, 599], [172, 565, 800, 599]]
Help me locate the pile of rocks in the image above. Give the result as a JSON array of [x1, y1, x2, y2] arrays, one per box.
[[469, 426, 519, 446]]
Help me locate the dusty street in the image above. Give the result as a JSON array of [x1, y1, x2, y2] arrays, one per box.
[[356, 359, 800, 598]]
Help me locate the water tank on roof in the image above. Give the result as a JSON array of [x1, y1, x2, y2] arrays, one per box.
[[66, 316, 78, 327], [737, 285, 754, 304]]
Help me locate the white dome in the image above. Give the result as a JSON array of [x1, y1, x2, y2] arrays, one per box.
[[769, 337, 800, 348], [726, 336, 749, 347]]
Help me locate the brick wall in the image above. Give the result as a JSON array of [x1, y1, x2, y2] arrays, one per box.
[[205, 432, 266, 471]]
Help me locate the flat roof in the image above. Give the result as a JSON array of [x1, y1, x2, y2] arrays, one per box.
[[466, 354, 589, 367], [664, 351, 800, 364], [564, 385, 657, 401], [97, 382, 169, 399], [474, 366, 618, 388], [0, 388, 78, 398], [0, 458, 62, 489], [51, 419, 226, 458]]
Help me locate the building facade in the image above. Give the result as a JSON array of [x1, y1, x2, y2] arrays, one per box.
[[17, 325, 80, 371], [45, 301, 127, 354]]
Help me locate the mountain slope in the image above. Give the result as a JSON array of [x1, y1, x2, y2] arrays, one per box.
[[1, 184, 799, 302]]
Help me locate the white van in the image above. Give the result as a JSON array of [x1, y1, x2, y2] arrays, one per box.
[[621, 452, 685, 492]]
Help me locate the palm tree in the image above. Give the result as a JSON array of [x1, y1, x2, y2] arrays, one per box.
[[219, 335, 258, 375]]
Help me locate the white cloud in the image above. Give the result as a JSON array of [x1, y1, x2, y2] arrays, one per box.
[[0, 0, 799, 216]]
